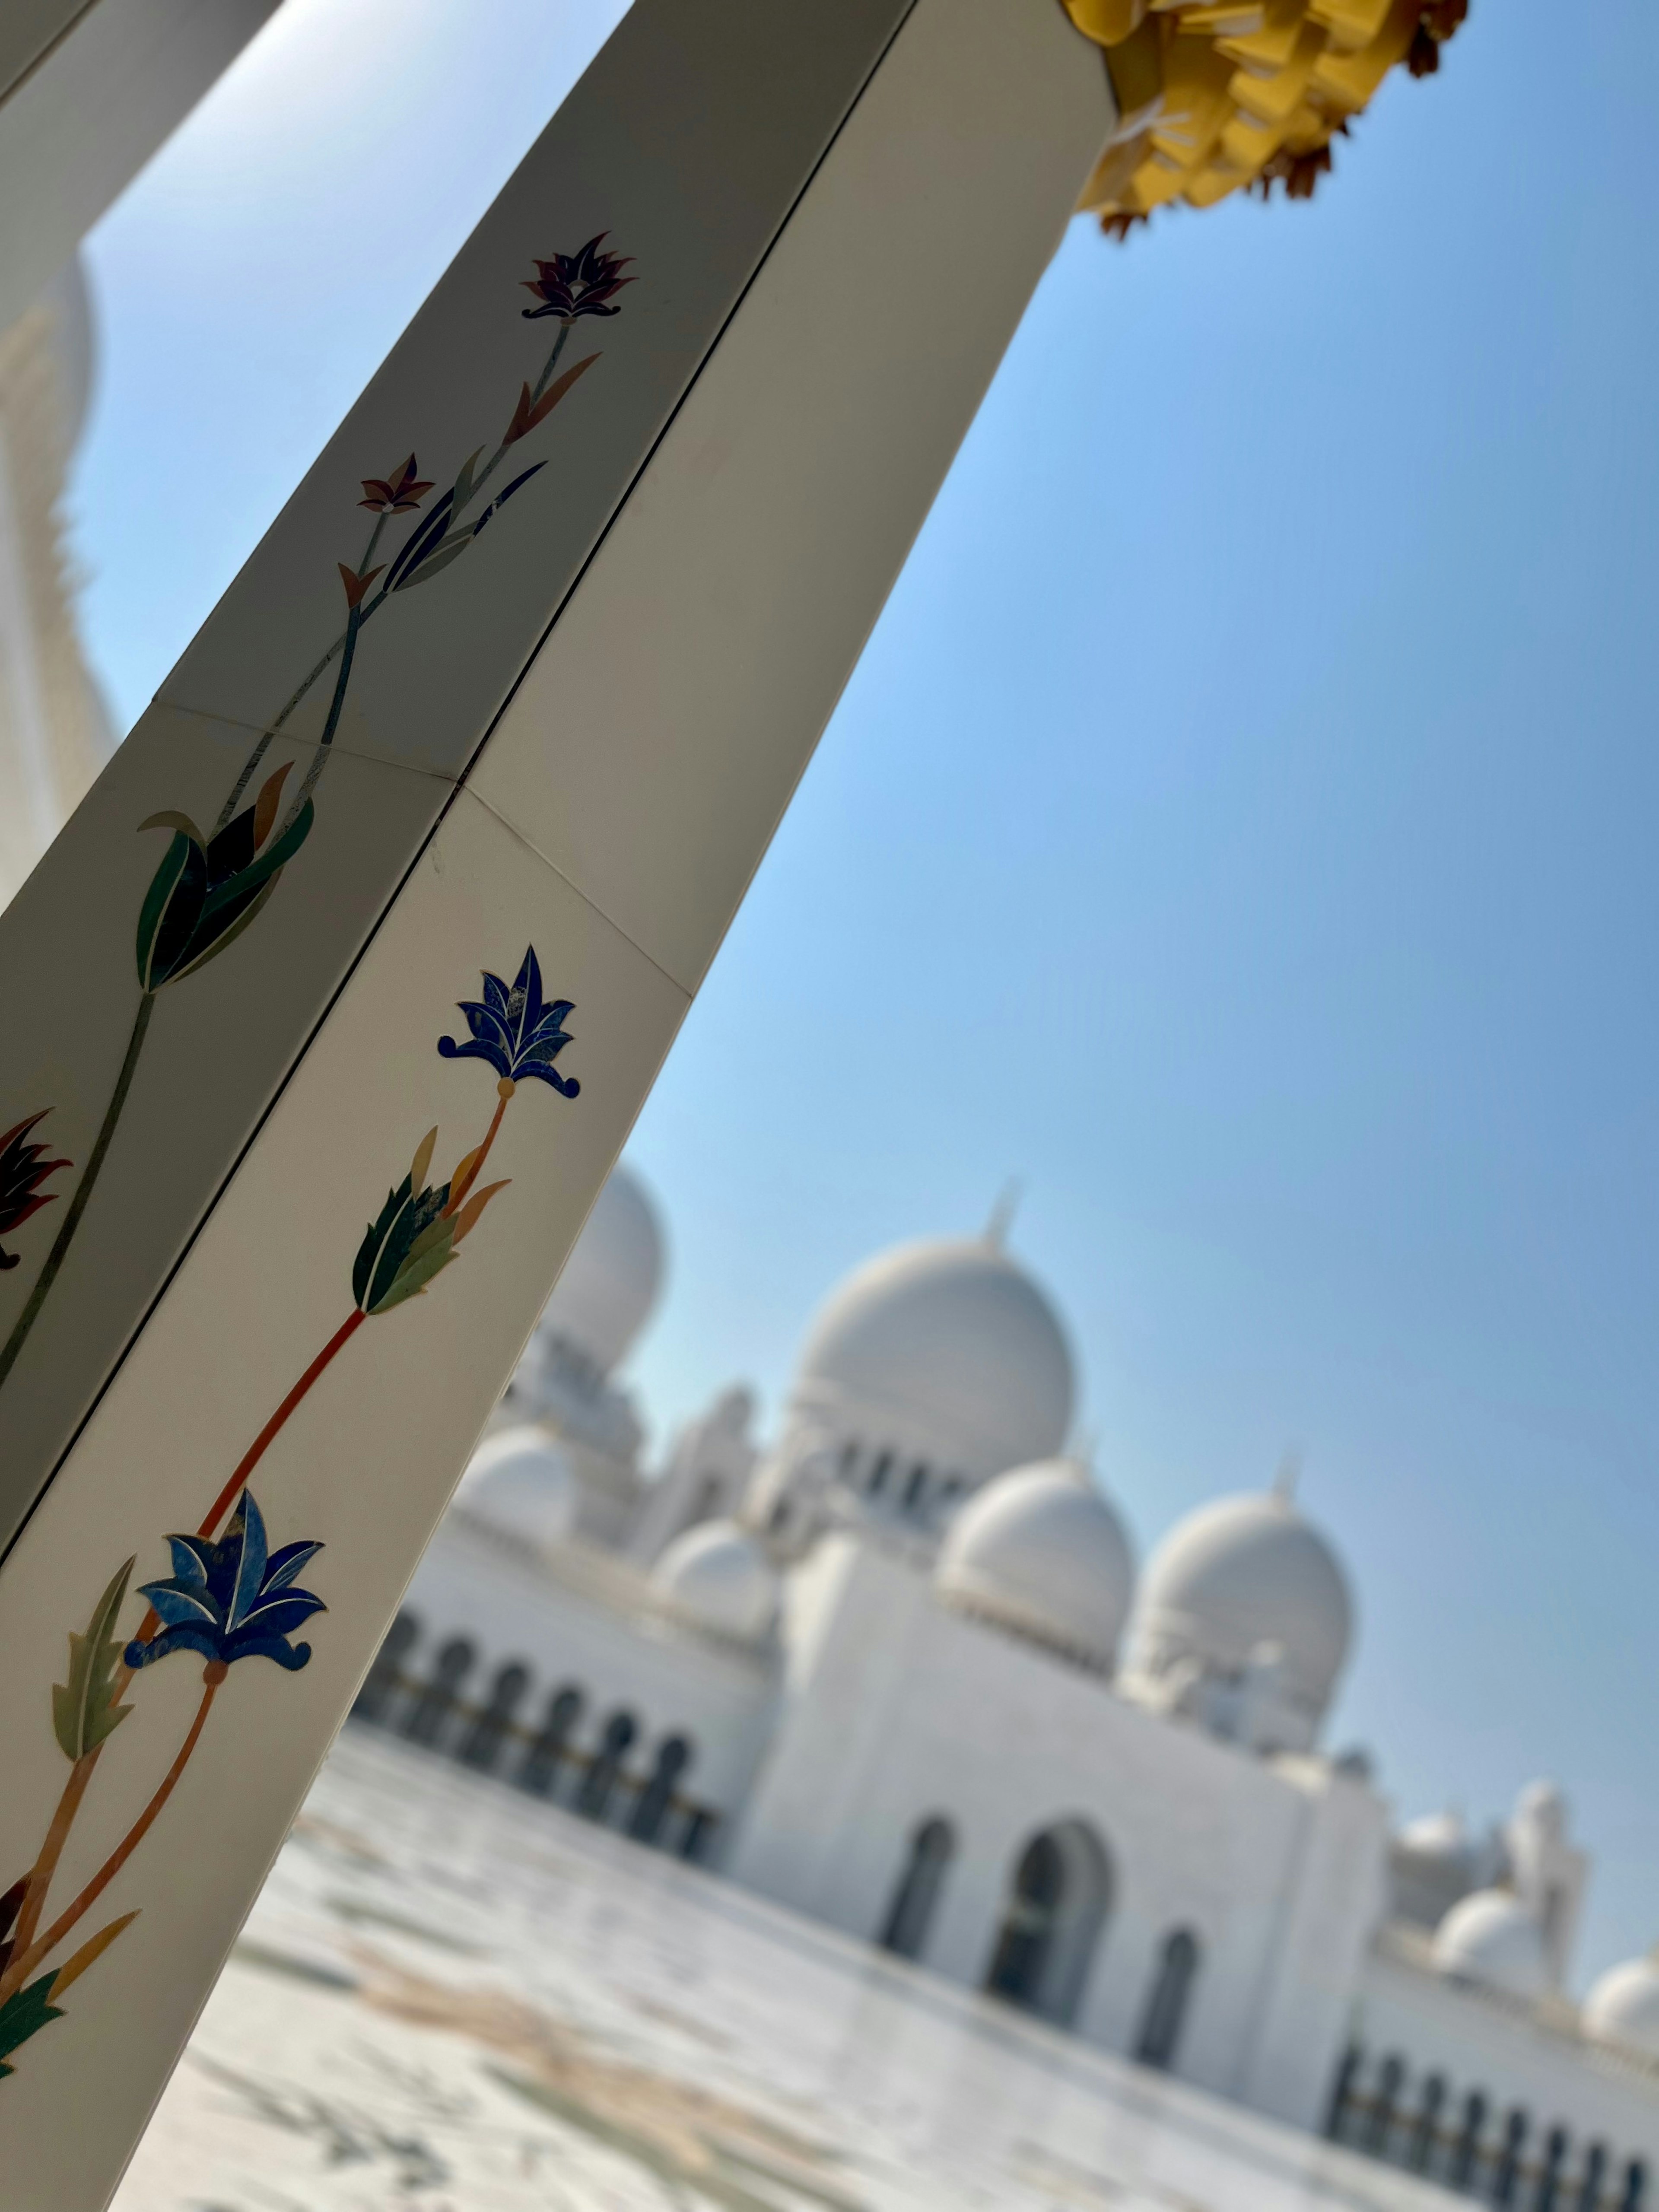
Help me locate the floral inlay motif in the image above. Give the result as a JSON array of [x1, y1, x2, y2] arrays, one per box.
[[0, 232, 634, 1389], [0, 944, 581, 2085]]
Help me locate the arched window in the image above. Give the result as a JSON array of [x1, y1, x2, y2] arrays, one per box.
[[1364, 2055, 1405, 2157], [1578, 2144, 1608, 2212], [518, 1683, 583, 1796], [351, 1609, 420, 1726], [1449, 2089, 1487, 2189], [1537, 2125, 1569, 2212], [576, 1709, 637, 1820], [879, 1817, 956, 1961], [458, 1659, 531, 1773], [902, 1461, 929, 1512], [1324, 2044, 1363, 2143], [985, 1819, 1112, 2028], [1621, 2158, 1647, 2212], [629, 1734, 694, 1846], [1493, 2108, 1529, 2207], [1135, 1929, 1201, 2071], [838, 1439, 860, 1480], [400, 1634, 475, 1748], [1408, 2073, 1445, 2174], [868, 1450, 893, 1496]]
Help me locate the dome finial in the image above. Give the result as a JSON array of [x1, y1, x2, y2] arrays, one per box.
[[1273, 1443, 1303, 1503], [985, 1177, 1023, 1248]]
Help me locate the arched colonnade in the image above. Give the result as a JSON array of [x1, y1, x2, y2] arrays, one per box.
[[350, 1609, 719, 1859]]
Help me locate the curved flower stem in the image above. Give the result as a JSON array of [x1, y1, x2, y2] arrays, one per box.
[[217, 513, 391, 831], [221, 323, 573, 823], [0, 992, 156, 1395], [445, 1081, 514, 1217], [466, 323, 571, 515], [1, 1748, 102, 1997], [194, 1306, 366, 1546], [2, 1675, 220, 1999], [8, 1303, 369, 1972]]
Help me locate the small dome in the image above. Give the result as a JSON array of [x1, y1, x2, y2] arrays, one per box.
[[1583, 1957, 1659, 2059], [536, 1162, 665, 1375], [793, 1236, 1074, 1484], [1398, 1811, 1476, 1876], [937, 1459, 1134, 1672], [1433, 1891, 1547, 2001], [460, 1426, 575, 1548], [652, 1520, 778, 1642], [1127, 1490, 1352, 1722]]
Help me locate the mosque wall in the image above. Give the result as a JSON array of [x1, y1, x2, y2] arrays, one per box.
[[1352, 1945, 1659, 2174], [730, 1536, 1386, 2129], [404, 1514, 779, 1813]]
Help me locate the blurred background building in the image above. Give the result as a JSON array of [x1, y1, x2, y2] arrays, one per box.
[[0, 0, 282, 906], [356, 1159, 1659, 2205]]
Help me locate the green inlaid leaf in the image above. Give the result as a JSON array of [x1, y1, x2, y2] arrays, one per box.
[[450, 444, 486, 516], [397, 534, 474, 590], [134, 829, 194, 989], [0, 1972, 62, 2076], [370, 1233, 458, 1315], [51, 1558, 136, 1763]]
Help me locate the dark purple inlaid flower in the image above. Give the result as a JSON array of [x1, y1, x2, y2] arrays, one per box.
[[358, 456, 434, 513], [520, 233, 634, 322], [0, 1112, 69, 1271], [438, 946, 579, 1095], [124, 1492, 324, 1677]]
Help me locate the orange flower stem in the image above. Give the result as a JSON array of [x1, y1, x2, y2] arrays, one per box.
[[0, 1749, 102, 2000], [445, 1081, 514, 1218], [5, 1674, 221, 1996], [195, 1306, 367, 1545]]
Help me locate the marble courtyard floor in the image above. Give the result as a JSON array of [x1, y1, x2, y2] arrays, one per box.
[[116, 1730, 1451, 2212]]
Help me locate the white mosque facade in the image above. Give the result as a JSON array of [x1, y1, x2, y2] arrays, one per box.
[[360, 1164, 1659, 2208]]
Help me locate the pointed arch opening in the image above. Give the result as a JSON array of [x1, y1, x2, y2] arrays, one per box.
[[984, 1817, 1112, 2027], [879, 1816, 956, 1962]]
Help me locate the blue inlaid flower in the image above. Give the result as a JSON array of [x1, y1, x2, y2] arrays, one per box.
[[124, 1493, 324, 1677], [437, 947, 578, 1096]]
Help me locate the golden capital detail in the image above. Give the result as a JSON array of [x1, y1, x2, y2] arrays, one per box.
[[1062, 0, 1468, 230]]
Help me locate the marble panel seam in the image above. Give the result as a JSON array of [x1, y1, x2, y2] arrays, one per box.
[[448, 782, 693, 1008], [153, 696, 463, 792]]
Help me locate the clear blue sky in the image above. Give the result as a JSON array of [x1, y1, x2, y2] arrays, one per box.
[[70, 0, 1659, 1987]]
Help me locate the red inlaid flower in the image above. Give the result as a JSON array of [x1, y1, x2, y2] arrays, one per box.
[[358, 456, 434, 513]]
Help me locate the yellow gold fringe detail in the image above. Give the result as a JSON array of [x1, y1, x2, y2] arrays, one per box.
[[1065, 0, 1465, 232]]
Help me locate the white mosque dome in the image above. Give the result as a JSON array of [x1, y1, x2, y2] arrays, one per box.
[[536, 1161, 665, 1376], [459, 1425, 576, 1548], [1583, 1956, 1659, 2059], [1127, 1490, 1352, 1720], [793, 1236, 1074, 1483], [1397, 1811, 1477, 1879], [1432, 1891, 1548, 2001], [936, 1459, 1134, 1672], [652, 1520, 779, 1642]]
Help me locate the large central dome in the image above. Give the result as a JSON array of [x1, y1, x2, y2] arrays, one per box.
[[792, 1236, 1074, 1484]]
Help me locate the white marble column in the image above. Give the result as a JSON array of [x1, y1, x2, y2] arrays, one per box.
[[0, 1, 1111, 2198]]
